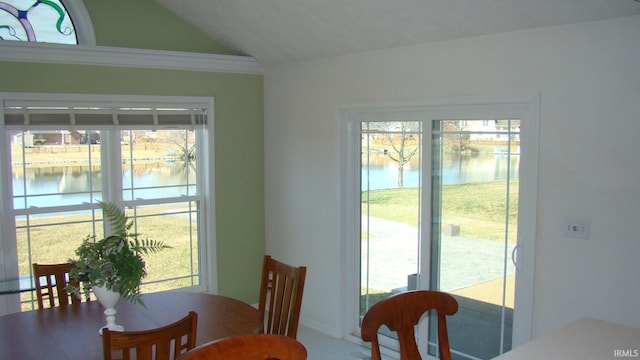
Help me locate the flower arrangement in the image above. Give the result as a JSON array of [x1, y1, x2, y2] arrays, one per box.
[[67, 201, 171, 305]]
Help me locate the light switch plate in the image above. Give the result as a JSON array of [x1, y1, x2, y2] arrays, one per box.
[[564, 218, 590, 240]]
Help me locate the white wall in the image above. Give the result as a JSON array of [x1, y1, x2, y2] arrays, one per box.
[[264, 15, 640, 339]]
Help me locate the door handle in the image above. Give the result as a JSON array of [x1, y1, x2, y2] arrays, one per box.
[[511, 244, 522, 271]]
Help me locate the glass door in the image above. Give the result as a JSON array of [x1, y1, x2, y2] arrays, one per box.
[[360, 120, 422, 345], [346, 95, 538, 359], [428, 119, 519, 359]]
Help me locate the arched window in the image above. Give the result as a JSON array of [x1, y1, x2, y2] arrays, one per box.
[[0, 0, 95, 45]]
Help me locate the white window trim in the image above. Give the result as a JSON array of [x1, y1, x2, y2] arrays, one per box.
[[0, 92, 217, 314], [0, 41, 264, 74]]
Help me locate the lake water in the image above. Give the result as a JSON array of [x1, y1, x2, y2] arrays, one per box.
[[12, 162, 196, 209], [12, 153, 519, 208], [362, 153, 519, 190]]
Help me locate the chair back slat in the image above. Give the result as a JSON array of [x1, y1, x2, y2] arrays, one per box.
[[258, 255, 307, 338], [103, 311, 198, 360], [33, 262, 85, 309]]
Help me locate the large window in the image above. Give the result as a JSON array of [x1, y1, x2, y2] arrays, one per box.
[[0, 93, 214, 312]]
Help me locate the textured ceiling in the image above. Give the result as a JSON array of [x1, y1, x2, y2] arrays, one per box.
[[156, 0, 640, 65]]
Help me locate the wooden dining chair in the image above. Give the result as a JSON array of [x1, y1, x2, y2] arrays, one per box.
[[177, 334, 307, 360], [103, 311, 198, 360], [258, 255, 307, 339], [32, 262, 85, 309], [361, 290, 458, 360]]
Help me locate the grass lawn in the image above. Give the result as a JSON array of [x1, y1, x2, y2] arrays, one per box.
[[14, 145, 516, 311], [17, 206, 197, 309], [362, 179, 519, 242], [360, 180, 519, 311]]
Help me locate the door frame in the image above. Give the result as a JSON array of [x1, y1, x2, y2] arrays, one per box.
[[339, 93, 540, 352]]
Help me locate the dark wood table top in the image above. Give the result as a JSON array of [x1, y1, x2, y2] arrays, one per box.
[[0, 291, 263, 359]]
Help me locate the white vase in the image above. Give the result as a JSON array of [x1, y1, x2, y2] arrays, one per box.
[[92, 285, 125, 335]]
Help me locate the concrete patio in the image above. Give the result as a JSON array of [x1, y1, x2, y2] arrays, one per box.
[[363, 216, 516, 359]]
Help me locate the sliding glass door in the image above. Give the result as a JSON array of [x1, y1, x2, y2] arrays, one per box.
[[342, 95, 539, 359], [428, 119, 519, 359], [360, 120, 422, 322]]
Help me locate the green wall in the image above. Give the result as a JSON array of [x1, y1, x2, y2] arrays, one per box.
[[83, 0, 236, 55], [0, 0, 265, 303]]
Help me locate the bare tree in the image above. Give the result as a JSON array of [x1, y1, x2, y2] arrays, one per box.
[[381, 122, 420, 188], [154, 130, 195, 161], [442, 120, 470, 153]]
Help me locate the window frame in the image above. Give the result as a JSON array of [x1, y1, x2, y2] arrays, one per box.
[[0, 92, 216, 314], [62, 0, 96, 45]]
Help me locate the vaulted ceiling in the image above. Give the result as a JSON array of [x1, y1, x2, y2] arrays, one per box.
[[156, 0, 640, 66]]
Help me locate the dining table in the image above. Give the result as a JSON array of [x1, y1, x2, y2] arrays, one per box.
[[0, 291, 263, 359], [492, 317, 640, 359]]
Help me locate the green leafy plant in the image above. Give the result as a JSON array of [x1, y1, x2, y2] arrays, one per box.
[[67, 201, 171, 305]]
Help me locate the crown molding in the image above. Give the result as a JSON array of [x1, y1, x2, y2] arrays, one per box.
[[0, 41, 263, 75]]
